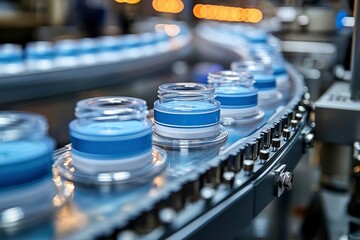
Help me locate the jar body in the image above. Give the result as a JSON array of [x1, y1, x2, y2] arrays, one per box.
[[0, 112, 54, 189], [0, 44, 24, 75], [0, 112, 56, 230], [153, 83, 221, 139], [54, 40, 79, 68], [69, 97, 153, 173], [231, 61, 283, 117], [25, 41, 54, 71], [208, 71, 264, 126], [78, 38, 99, 65], [97, 36, 122, 62]]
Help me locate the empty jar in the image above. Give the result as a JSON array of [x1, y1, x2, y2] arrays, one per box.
[[207, 70, 264, 125], [54, 39, 79, 68], [0, 112, 56, 229], [153, 82, 228, 148], [25, 41, 54, 70], [0, 44, 24, 74], [68, 97, 153, 173], [231, 61, 283, 116], [78, 38, 99, 65], [98, 36, 122, 62]]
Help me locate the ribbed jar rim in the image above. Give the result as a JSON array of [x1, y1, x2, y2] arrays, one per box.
[[75, 96, 148, 121], [158, 82, 215, 103], [208, 70, 255, 87], [231, 61, 273, 75], [0, 112, 48, 142]]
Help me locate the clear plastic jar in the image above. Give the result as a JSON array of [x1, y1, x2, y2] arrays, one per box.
[[98, 36, 122, 62], [138, 32, 157, 56], [55, 96, 167, 185], [153, 83, 228, 148], [54, 39, 79, 68], [78, 38, 99, 65], [154, 30, 170, 52], [251, 50, 291, 101], [0, 44, 24, 75], [68, 97, 153, 173], [121, 34, 141, 59], [231, 61, 283, 116], [207, 70, 264, 125], [25, 41, 54, 71], [0, 112, 58, 229]]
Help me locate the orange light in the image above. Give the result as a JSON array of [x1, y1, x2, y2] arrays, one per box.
[[193, 4, 263, 23], [115, 0, 140, 4], [152, 0, 184, 14], [193, 4, 202, 18]]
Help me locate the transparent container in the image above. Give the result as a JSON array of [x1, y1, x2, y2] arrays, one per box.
[[97, 36, 122, 62], [231, 61, 283, 116], [54, 39, 79, 68], [251, 50, 291, 100], [121, 34, 141, 59], [0, 112, 68, 231], [272, 61, 291, 100], [153, 82, 228, 149], [78, 38, 99, 65], [55, 97, 167, 185], [138, 32, 157, 56], [207, 70, 264, 126], [25, 41, 54, 71], [0, 44, 24, 75], [154, 30, 170, 52]]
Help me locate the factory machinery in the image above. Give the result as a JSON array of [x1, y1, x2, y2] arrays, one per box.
[[0, 19, 316, 240]]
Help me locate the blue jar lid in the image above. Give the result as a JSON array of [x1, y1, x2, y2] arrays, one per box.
[[216, 86, 258, 109], [0, 44, 23, 63], [54, 39, 79, 57], [25, 41, 54, 60], [253, 74, 276, 90]]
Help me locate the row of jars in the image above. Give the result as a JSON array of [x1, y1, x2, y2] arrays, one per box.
[[197, 21, 291, 100], [0, 31, 173, 75], [0, 57, 286, 237]]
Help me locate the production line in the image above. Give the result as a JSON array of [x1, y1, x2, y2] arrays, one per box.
[[0, 1, 359, 239]]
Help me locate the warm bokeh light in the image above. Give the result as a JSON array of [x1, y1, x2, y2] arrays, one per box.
[[115, 0, 141, 4], [155, 23, 181, 37], [152, 0, 184, 14], [193, 4, 263, 23]]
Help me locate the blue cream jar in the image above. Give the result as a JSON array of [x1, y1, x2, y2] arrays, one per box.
[[231, 61, 283, 113], [207, 70, 264, 126], [0, 112, 58, 230], [69, 97, 153, 173], [153, 82, 228, 148]]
